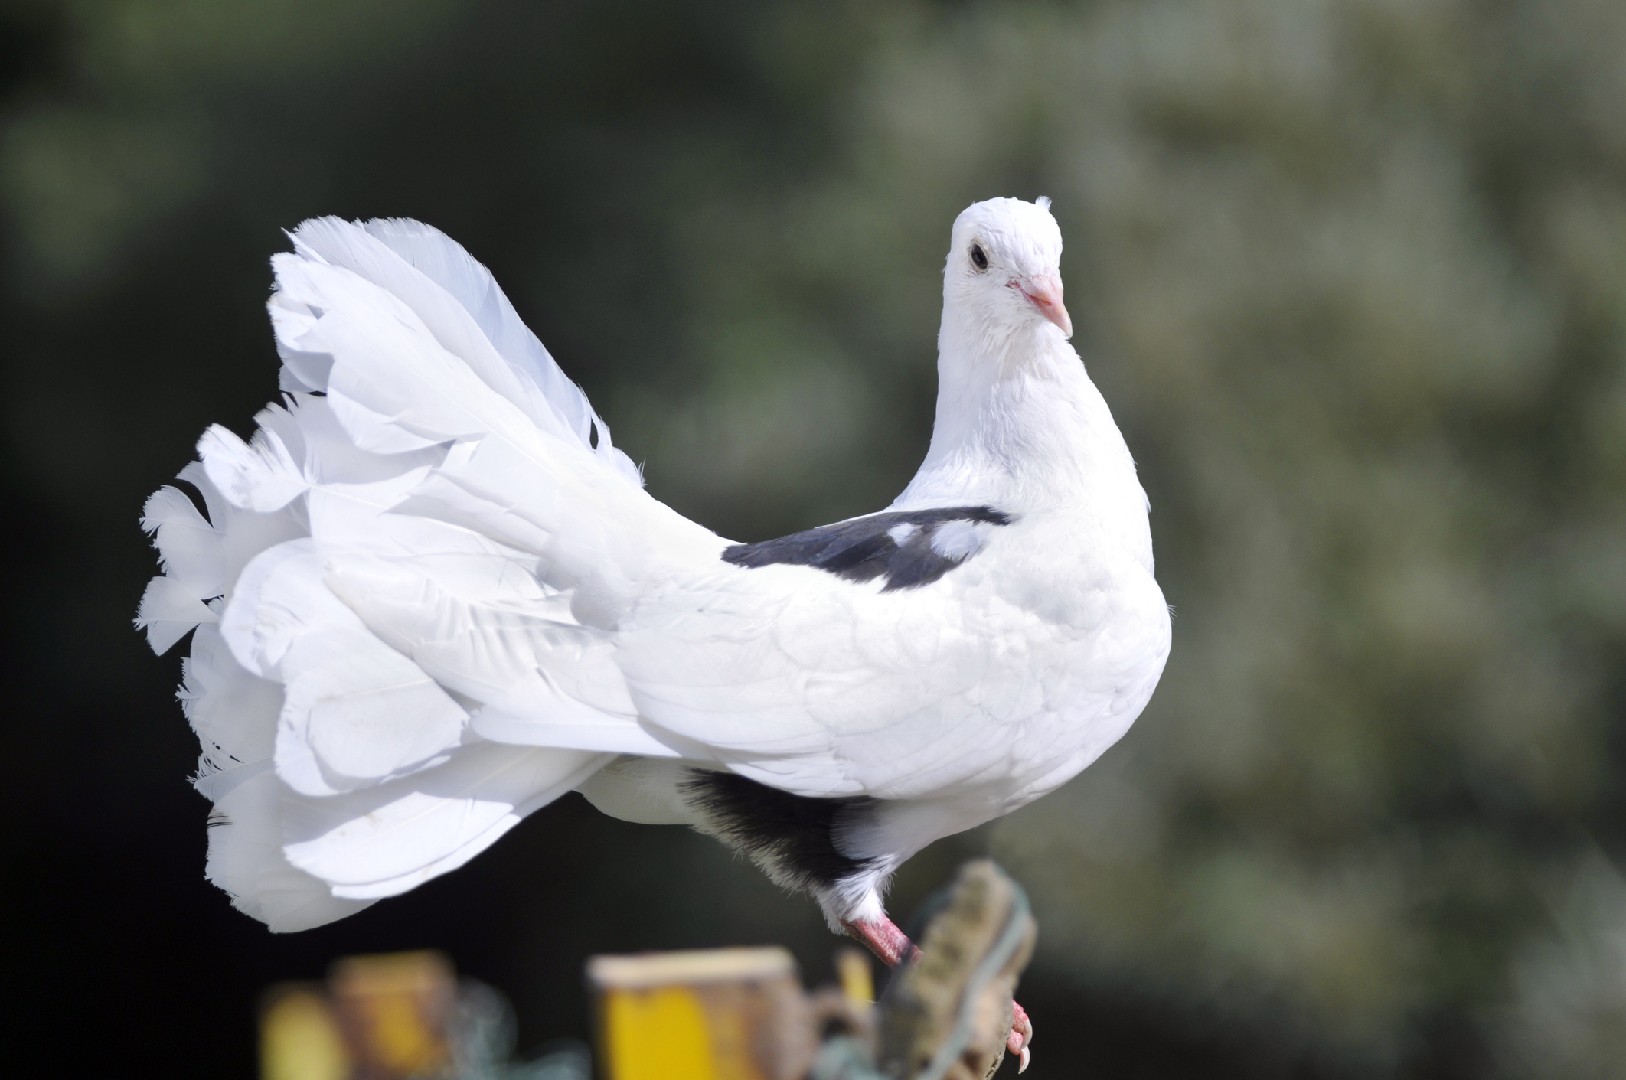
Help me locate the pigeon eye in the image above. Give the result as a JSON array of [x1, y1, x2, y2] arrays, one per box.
[[969, 243, 988, 271]]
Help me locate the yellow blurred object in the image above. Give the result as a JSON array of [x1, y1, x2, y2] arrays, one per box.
[[260, 987, 349, 1080], [589, 947, 813, 1080], [259, 950, 457, 1080], [602, 985, 717, 1078], [834, 948, 874, 1005], [329, 951, 456, 1077]]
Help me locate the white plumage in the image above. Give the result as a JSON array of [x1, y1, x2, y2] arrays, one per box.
[[139, 199, 1169, 1061]]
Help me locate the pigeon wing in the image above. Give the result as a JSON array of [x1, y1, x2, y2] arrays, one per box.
[[617, 512, 1168, 803]]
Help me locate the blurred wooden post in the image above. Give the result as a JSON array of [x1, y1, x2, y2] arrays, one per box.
[[261, 985, 350, 1080], [260, 950, 457, 1080], [328, 951, 457, 1079], [588, 947, 817, 1080], [587, 866, 1034, 1080]]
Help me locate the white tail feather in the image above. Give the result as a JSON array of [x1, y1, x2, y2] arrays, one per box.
[[138, 218, 713, 929], [182, 624, 280, 782], [282, 742, 608, 899], [204, 764, 377, 932]]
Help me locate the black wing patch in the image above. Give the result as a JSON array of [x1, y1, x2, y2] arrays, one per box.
[[720, 506, 1013, 592]]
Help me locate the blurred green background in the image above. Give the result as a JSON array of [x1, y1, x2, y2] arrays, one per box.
[[5, 0, 1624, 1076]]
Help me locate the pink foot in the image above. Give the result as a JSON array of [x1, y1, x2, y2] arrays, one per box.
[[1007, 999, 1033, 1072], [843, 915, 1033, 1071]]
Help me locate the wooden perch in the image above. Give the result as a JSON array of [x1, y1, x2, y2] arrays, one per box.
[[873, 860, 1037, 1080], [589, 861, 1035, 1080]]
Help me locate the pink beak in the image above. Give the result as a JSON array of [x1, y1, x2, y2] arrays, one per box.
[[1015, 274, 1072, 338]]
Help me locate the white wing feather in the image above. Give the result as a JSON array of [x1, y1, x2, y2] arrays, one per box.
[[620, 517, 1168, 804]]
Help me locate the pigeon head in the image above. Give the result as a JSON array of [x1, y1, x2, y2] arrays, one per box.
[[945, 196, 1071, 339]]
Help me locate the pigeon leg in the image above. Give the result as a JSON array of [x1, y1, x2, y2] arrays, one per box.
[[842, 914, 919, 966], [842, 915, 1034, 1072]]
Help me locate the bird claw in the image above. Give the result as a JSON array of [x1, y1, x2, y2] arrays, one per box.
[[1006, 1000, 1034, 1072]]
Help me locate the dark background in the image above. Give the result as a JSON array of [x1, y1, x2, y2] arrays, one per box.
[[5, 1, 1625, 1076]]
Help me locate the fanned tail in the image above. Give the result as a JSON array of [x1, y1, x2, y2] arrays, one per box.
[[137, 218, 717, 930]]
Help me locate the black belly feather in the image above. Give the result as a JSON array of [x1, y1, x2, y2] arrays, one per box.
[[681, 770, 880, 892]]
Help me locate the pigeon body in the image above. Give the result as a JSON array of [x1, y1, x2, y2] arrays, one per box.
[[139, 197, 1169, 1062]]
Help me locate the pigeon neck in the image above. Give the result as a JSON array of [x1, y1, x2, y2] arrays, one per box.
[[895, 307, 1143, 516]]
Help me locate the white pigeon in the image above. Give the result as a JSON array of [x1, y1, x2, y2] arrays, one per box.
[[138, 196, 1170, 1068]]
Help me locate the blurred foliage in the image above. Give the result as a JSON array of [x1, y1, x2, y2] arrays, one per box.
[[4, 1, 1624, 1077]]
